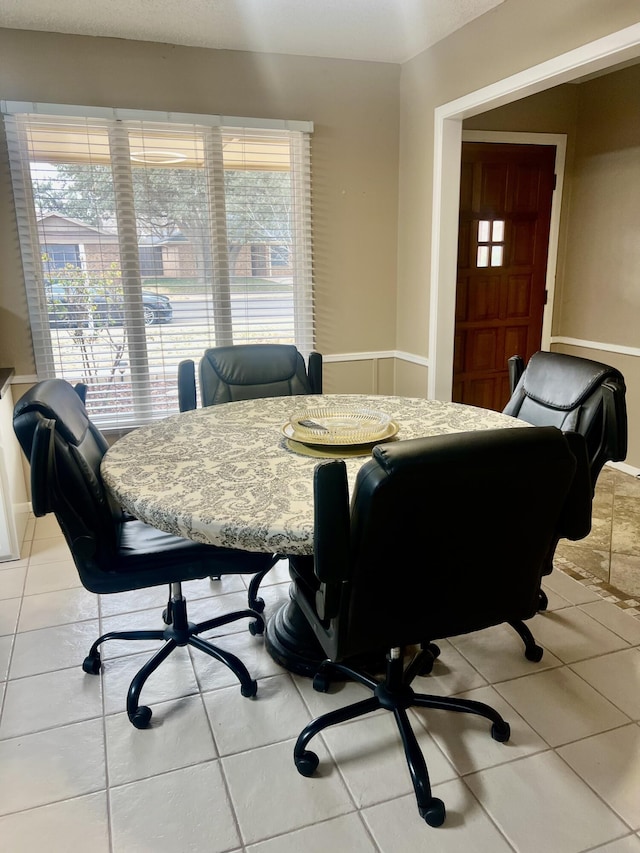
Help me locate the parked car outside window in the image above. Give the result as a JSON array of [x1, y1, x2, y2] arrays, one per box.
[[46, 282, 172, 327]]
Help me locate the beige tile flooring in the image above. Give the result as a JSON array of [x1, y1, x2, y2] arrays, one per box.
[[1, 491, 640, 853], [557, 466, 640, 619]]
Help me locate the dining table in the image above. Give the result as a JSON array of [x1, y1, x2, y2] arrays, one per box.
[[101, 393, 526, 674]]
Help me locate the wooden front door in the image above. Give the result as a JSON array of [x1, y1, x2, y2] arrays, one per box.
[[452, 142, 556, 411]]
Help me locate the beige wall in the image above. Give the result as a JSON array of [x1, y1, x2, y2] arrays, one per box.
[[398, 0, 640, 464], [0, 28, 400, 388], [558, 65, 640, 466], [463, 84, 580, 137], [557, 64, 640, 346]]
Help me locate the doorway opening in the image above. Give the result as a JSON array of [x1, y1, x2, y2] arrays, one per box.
[[428, 23, 640, 401], [452, 137, 561, 411]]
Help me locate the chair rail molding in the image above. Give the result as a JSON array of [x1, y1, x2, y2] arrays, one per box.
[[323, 350, 428, 367], [551, 337, 640, 359]]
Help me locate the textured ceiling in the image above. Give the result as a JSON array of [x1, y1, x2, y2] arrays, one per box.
[[0, 0, 505, 63]]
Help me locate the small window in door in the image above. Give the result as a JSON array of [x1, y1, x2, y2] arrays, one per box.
[[477, 220, 505, 268]]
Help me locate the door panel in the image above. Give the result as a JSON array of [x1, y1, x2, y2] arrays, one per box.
[[466, 378, 496, 409], [468, 276, 501, 322], [465, 328, 500, 372], [453, 142, 556, 411], [504, 325, 529, 357], [479, 164, 509, 211], [505, 275, 532, 318]]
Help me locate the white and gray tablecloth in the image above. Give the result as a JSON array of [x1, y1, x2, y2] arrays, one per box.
[[101, 394, 524, 556]]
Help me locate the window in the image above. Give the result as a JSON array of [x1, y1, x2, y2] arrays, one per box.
[[3, 104, 314, 428], [42, 243, 81, 272], [477, 219, 505, 268], [138, 245, 164, 278]]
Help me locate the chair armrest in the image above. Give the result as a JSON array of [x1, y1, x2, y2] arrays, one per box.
[[507, 354, 524, 395], [312, 460, 350, 620], [74, 383, 88, 404], [314, 460, 350, 581], [602, 379, 628, 462], [30, 418, 55, 517], [560, 431, 592, 541], [178, 360, 197, 412], [308, 351, 323, 394]]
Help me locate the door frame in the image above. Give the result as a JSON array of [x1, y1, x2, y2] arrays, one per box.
[[428, 22, 640, 400], [459, 130, 567, 371]]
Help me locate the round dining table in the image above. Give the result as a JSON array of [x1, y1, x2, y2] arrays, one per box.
[[101, 393, 525, 673]]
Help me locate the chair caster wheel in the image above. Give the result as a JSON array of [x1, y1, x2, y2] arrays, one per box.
[[421, 797, 446, 827], [241, 679, 258, 698], [249, 618, 264, 636], [130, 706, 152, 729], [82, 654, 101, 675], [538, 590, 549, 612], [162, 607, 173, 625], [312, 672, 330, 693], [419, 658, 435, 675], [418, 642, 441, 675], [491, 720, 511, 742], [251, 597, 266, 614], [295, 750, 319, 777], [525, 644, 544, 662]]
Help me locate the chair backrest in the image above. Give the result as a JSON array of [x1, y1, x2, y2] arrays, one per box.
[[197, 344, 320, 406], [13, 379, 124, 586], [295, 426, 591, 663], [503, 351, 627, 486]]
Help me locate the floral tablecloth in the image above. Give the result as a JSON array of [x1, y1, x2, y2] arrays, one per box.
[[101, 394, 524, 556]]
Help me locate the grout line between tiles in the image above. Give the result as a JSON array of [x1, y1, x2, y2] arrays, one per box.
[[553, 744, 639, 836], [96, 592, 116, 853]]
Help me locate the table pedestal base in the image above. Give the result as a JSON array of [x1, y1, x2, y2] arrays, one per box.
[[265, 587, 388, 678], [265, 594, 327, 677]]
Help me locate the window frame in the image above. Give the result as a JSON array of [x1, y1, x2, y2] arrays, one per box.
[[3, 103, 315, 428]]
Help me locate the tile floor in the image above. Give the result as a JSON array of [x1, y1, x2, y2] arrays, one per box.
[[556, 466, 640, 617], [1, 488, 640, 853]]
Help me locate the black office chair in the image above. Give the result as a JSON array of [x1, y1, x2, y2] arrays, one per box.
[[13, 379, 277, 729], [289, 427, 591, 827], [178, 342, 323, 605], [503, 350, 627, 609], [178, 343, 322, 412], [504, 351, 627, 488]]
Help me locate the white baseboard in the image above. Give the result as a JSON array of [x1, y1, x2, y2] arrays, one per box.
[[607, 460, 640, 479]]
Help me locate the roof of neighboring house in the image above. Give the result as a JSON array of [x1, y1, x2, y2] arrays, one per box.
[[37, 212, 120, 243]]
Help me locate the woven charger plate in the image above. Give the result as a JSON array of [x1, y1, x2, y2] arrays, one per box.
[[284, 406, 396, 446], [283, 420, 400, 457]]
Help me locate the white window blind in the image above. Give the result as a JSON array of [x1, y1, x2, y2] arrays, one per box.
[[3, 104, 314, 428]]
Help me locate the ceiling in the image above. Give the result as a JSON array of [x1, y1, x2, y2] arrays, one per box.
[[0, 0, 505, 64]]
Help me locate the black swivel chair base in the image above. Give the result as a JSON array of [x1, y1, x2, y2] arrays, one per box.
[[83, 582, 265, 728], [265, 592, 545, 675], [508, 619, 544, 662], [293, 647, 510, 827], [211, 553, 281, 614]]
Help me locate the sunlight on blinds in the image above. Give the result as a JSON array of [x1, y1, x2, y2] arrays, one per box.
[[3, 108, 314, 428]]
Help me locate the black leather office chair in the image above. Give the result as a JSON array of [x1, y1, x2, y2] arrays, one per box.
[[503, 350, 627, 609], [178, 342, 323, 605], [13, 379, 277, 729], [290, 427, 591, 827], [504, 351, 627, 488], [178, 343, 322, 412]]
